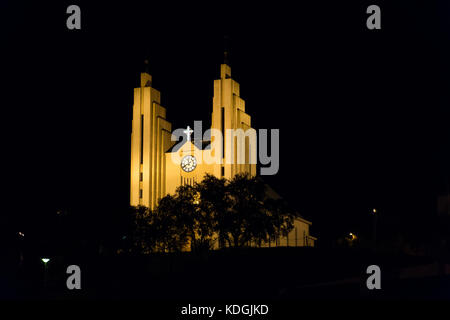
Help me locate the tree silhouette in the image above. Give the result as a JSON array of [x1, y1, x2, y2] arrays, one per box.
[[154, 195, 189, 252], [264, 198, 296, 245], [128, 173, 298, 253], [172, 185, 205, 252], [218, 173, 268, 247], [128, 205, 153, 254], [196, 174, 229, 249]]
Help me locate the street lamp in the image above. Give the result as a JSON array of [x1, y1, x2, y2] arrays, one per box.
[[41, 258, 50, 288], [371, 208, 378, 251], [346, 232, 357, 247]]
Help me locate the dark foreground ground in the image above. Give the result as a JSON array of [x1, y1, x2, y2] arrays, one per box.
[[1, 247, 450, 300]]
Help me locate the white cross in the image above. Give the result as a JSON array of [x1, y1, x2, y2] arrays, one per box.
[[183, 125, 194, 141]]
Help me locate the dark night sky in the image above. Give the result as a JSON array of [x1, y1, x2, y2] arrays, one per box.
[[1, 1, 449, 244]]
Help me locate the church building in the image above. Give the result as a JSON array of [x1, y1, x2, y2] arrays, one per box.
[[129, 59, 316, 248]]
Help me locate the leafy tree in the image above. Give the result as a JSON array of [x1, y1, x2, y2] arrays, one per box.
[[175, 182, 220, 252], [128, 173, 299, 253], [264, 198, 297, 245], [195, 174, 229, 250], [128, 197, 191, 254], [216, 174, 297, 248], [126, 205, 153, 254], [217, 173, 266, 248], [154, 195, 189, 252]]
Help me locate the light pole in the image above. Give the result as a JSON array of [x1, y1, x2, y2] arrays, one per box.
[[41, 258, 50, 288], [371, 208, 378, 251]]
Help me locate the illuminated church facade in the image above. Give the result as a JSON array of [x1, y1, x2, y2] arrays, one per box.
[[130, 61, 316, 247]]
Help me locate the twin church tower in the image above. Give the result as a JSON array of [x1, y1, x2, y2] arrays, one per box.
[[130, 62, 256, 209]]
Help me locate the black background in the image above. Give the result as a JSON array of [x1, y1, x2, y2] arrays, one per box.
[[1, 1, 449, 247]]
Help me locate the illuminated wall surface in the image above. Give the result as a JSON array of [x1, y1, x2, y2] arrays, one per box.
[[130, 64, 316, 247], [130, 72, 172, 209]]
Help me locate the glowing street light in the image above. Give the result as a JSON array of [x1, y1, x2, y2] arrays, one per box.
[[346, 232, 357, 247], [41, 258, 50, 288]]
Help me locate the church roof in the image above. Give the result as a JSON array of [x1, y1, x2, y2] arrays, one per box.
[[165, 139, 211, 153]]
